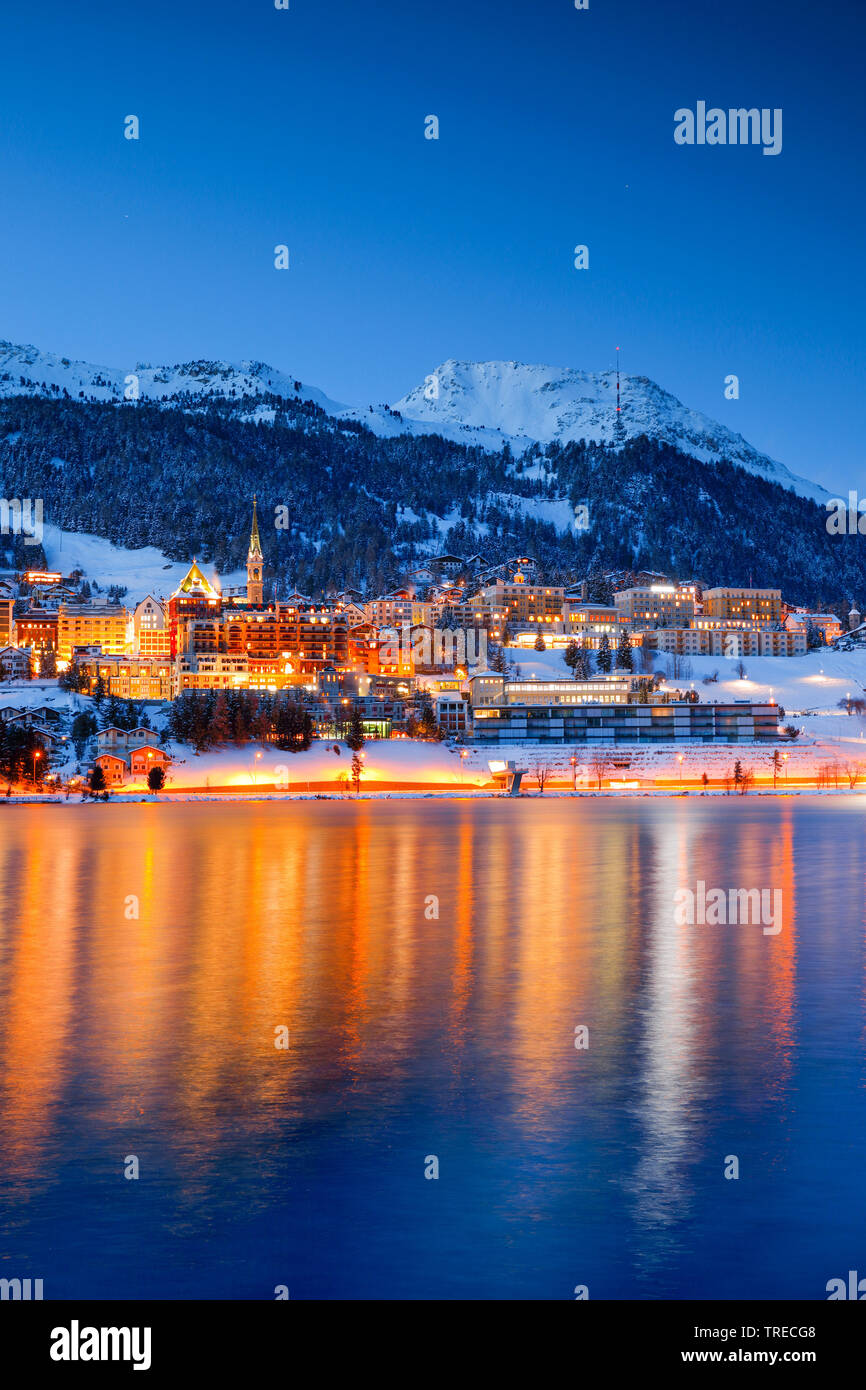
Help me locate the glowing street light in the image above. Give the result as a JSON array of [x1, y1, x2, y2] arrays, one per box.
[[32, 748, 41, 784], [677, 752, 684, 789]]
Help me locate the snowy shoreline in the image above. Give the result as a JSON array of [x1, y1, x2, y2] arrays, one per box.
[[2, 786, 863, 806]]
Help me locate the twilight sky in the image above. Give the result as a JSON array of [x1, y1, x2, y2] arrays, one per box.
[[0, 0, 863, 490]]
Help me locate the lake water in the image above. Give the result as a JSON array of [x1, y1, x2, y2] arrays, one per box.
[[0, 798, 864, 1300]]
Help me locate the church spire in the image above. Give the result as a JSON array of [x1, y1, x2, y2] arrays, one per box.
[[246, 496, 264, 606], [248, 495, 263, 561]]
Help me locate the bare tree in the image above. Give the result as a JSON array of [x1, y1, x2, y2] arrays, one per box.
[[840, 760, 865, 789], [588, 751, 611, 791], [666, 653, 693, 681], [531, 760, 550, 794], [738, 766, 755, 795]]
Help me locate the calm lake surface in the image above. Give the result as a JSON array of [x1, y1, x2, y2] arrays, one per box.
[[0, 798, 864, 1300]]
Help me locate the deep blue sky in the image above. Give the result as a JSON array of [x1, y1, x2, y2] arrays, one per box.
[[0, 0, 863, 489]]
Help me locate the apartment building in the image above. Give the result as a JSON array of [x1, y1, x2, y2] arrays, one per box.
[[651, 627, 807, 658], [131, 596, 171, 656], [57, 603, 128, 662], [0, 597, 12, 648], [562, 601, 627, 646], [15, 609, 59, 653], [702, 587, 782, 625], [77, 653, 174, 701], [614, 584, 696, 627], [476, 576, 566, 630], [785, 611, 844, 644], [175, 653, 250, 693]]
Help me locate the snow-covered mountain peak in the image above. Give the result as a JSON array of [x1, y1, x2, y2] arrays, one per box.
[[0, 340, 827, 503], [392, 359, 826, 502]]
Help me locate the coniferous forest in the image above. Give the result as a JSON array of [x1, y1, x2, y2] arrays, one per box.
[[0, 390, 859, 608]]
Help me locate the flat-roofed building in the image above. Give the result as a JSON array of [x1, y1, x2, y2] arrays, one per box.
[[562, 601, 627, 646], [467, 673, 636, 708], [702, 587, 782, 625], [58, 603, 128, 662], [15, 609, 59, 653], [175, 652, 250, 693], [77, 653, 174, 701], [651, 627, 807, 657], [614, 584, 696, 627], [0, 597, 12, 648], [468, 694, 779, 746], [476, 575, 565, 630]]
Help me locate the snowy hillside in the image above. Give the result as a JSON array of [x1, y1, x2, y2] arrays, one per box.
[[0, 340, 826, 502], [0, 339, 420, 441], [393, 360, 827, 503], [39, 524, 244, 604]]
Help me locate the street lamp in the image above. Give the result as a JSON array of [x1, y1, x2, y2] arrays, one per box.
[[570, 754, 577, 791], [677, 753, 684, 789], [459, 748, 468, 785], [32, 748, 41, 784]]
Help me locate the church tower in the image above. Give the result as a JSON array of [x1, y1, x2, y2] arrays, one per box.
[[246, 497, 264, 606]]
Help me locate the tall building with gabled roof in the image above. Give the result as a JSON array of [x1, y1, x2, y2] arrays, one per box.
[[167, 558, 222, 656]]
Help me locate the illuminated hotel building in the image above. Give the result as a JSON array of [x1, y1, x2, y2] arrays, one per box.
[[477, 572, 565, 629], [702, 587, 782, 626], [614, 584, 696, 627]]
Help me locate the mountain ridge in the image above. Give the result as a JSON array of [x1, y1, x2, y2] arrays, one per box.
[[0, 339, 826, 503]]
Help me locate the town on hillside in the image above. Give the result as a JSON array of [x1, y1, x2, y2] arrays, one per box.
[[1, 499, 865, 795]]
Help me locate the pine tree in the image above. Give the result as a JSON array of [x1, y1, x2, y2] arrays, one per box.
[[90, 765, 106, 793], [564, 639, 579, 671], [534, 632, 546, 651], [616, 629, 633, 671], [574, 642, 592, 680], [147, 764, 166, 792], [211, 693, 232, 745], [346, 704, 365, 751], [597, 632, 612, 673], [39, 645, 57, 678], [351, 751, 363, 793]]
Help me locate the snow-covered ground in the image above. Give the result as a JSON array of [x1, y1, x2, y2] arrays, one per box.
[[144, 739, 477, 791], [40, 524, 244, 603]]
